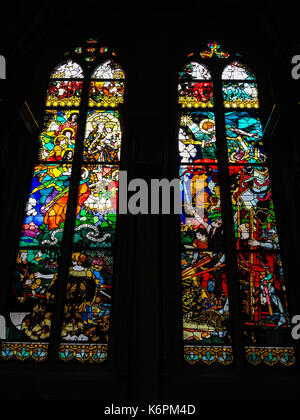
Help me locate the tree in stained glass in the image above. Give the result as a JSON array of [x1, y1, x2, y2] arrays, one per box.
[[179, 42, 296, 367], [0, 39, 124, 364]]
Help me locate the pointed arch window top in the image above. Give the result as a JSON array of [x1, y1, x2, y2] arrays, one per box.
[[179, 62, 211, 80], [50, 59, 84, 79], [222, 61, 255, 80], [91, 60, 125, 80]]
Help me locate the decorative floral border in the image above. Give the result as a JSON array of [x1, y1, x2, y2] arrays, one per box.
[[184, 345, 296, 367], [184, 346, 233, 366], [0, 343, 48, 362], [59, 344, 108, 363], [245, 347, 296, 366], [0, 342, 108, 363]]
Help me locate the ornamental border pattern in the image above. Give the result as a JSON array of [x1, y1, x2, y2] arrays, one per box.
[[0, 342, 108, 363], [184, 346, 233, 366]]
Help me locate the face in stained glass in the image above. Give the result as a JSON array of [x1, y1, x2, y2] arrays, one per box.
[[230, 166, 279, 251], [72, 165, 119, 248], [180, 165, 223, 251], [38, 110, 78, 162], [84, 110, 121, 162], [61, 250, 113, 344], [20, 164, 72, 247], [225, 111, 266, 163], [182, 250, 231, 346]]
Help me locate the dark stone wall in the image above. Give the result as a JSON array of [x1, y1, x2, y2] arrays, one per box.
[[0, 1, 300, 400]]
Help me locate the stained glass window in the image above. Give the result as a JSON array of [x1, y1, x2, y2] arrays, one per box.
[[1, 39, 124, 363], [180, 41, 295, 367]]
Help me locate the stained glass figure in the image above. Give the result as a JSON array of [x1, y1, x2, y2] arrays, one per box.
[[83, 110, 121, 162], [230, 166, 278, 250], [59, 250, 112, 363], [72, 165, 119, 249], [0, 249, 60, 361], [38, 110, 78, 162], [238, 251, 294, 366], [180, 165, 223, 251], [179, 112, 217, 163], [19, 164, 72, 247], [179, 161, 233, 365], [182, 250, 232, 359]]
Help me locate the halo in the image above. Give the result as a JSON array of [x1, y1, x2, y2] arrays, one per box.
[[81, 167, 89, 180], [61, 127, 75, 137], [54, 134, 67, 144], [66, 110, 78, 120], [199, 118, 215, 134]]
